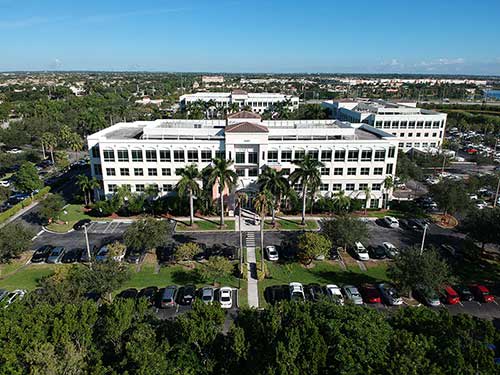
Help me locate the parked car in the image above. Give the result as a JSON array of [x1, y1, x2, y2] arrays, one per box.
[[126, 249, 143, 264], [160, 285, 178, 308], [61, 248, 84, 263], [137, 286, 158, 305], [117, 288, 138, 299], [325, 284, 344, 305], [289, 282, 305, 302], [409, 219, 427, 231], [31, 245, 53, 263], [383, 216, 399, 228], [329, 247, 340, 260], [46, 247, 65, 263], [353, 241, 369, 261], [360, 283, 382, 304], [414, 286, 441, 307], [2, 289, 26, 307], [455, 285, 474, 302], [73, 219, 91, 231], [305, 283, 325, 302], [470, 284, 495, 303], [0, 180, 10, 187], [341, 285, 363, 305], [219, 287, 233, 309], [265, 246, 279, 261], [95, 246, 109, 262], [441, 286, 460, 305], [440, 244, 462, 259], [0, 289, 8, 302], [377, 283, 403, 305], [201, 287, 215, 304], [179, 285, 196, 305], [368, 245, 387, 259], [382, 242, 399, 259]]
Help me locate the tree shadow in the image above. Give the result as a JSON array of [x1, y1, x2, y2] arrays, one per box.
[[22, 211, 43, 225], [194, 215, 220, 226], [172, 234, 197, 244], [171, 268, 204, 284]]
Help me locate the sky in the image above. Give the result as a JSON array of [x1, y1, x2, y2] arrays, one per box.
[[1, 0, 500, 75]]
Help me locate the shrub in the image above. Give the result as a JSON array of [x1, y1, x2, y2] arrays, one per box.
[[174, 242, 201, 262]]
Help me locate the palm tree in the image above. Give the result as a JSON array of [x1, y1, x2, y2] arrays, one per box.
[[66, 132, 83, 163], [253, 190, 272, 273], [41, 132, 57, 165], [228, 102, 240, 114], [257, 166, 289, 225], [289, 154, 324, 225], [206, 158, 238, 227], [332, 190, 351, 214], [362, 186, 372, 215], [383, 175, 394, 210], [176, 164, 201, 226], [88, 177, 101, 203], [76, 175, 91, 205], [235, 191, 248, 281]]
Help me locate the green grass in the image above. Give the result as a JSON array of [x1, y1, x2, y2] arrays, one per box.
[[0, 259, 27, 278], [176, 219, 235, 231], [0, 172, 13, 182], [45, 204, 93, 232], [264, 219, 319, 230], [0, 264, 57, 290]]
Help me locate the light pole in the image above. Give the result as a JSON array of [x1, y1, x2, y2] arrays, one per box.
[[420, 223, 428, 256], [83, 223, 92, 269], [494, 174, 500, 208]]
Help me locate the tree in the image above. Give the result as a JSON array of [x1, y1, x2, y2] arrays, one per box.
[[206, 158, 238, 227], [41, 132, 58, 165], [296, 232, 331, 265], [76, 175, 100, 205], [320, 215, 368, 252], [383, 175, 394, 209], [13, 162, 43, 194], [38, 193, 66, 224], [331, 190, 351, 214], [257, 166, 289, 225], [199, 256, 234, 285], [54, 150, 70, 170], [174, 242, 201, 262], [388, 246, 455, 297], [253, 189, 273, 272], [461, 208, 500, 250], [289, 154, 324, 225], [107, 241, 127, 260], [0, 186, 10, 203], [430, 180, 470, 216], [175, 164, 201, 226], [123, 217, 171, 252], [0, 223, 35, 262]]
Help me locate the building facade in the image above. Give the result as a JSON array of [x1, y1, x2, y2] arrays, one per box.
[[87, 112, 399, 211], [322, 99, 447, 153], [179, 90, 299, 114]]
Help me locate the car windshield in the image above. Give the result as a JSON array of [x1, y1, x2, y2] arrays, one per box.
[[221, 296, 230, 302]]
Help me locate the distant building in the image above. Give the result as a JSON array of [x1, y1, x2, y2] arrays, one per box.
[[134, 96, 164, 106], [323, 99, 446, 153], [202, 75, 225, 84], [179, 90, 299, 113]]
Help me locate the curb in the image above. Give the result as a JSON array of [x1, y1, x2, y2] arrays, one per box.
[[41, 226, 75, 235]]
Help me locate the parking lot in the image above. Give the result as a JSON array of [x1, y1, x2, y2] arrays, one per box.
[[85, 221, 131, 234]]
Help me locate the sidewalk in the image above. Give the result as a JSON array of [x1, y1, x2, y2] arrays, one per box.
[[0, 201, 40, 229], [245, 232, 259, 308]]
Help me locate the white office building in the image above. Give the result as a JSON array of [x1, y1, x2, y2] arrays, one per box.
[[322, 99, 447, 153], [87, 112, 398, 211], [179, 90, 299, 113]]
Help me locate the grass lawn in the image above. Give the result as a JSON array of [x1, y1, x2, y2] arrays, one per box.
[[0, 264, 57, 290], [45, 204, 93, 232], [0, 259, 28, 278], [176, 219, 235, 231], [264, 219, 318, 231]]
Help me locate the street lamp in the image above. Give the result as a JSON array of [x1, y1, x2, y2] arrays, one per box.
[[420, 223, 428, 256], [83, 223, 92, 270]]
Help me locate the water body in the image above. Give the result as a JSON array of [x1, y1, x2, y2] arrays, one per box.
[[484, 90, 500, 99]]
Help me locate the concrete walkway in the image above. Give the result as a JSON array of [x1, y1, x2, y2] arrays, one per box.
[[245, 232, 259, 308]]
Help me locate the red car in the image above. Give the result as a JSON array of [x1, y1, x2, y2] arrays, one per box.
[[466, 148, 478, 155], [470, 284, 495, 303], [360, 283, 382, 304], [442, 286, 460, 304]]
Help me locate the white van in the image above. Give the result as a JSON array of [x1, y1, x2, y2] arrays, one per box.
[[354, 242, 370, 261]]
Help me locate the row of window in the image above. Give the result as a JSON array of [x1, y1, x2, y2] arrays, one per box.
[[96, 148, 225, 163], [391, 132, 441, 138], [107, 184, 173, 193], [374, 120, 444, 130], [399, 142, 439, 149], [294, 182, 384, 192], [267, 148, 395, 163]]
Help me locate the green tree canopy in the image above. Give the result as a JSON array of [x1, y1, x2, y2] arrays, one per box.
[[296, 232, 331, 265], [320, 215, 368, 250], [123, 217, 171, 252], [0, 223, 35, 262], [13, 162, 43, 194]]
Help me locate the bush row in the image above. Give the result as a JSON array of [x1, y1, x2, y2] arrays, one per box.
[[0, 186, 51, 224]]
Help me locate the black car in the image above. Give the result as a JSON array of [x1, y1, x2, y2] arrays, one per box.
[[117, 288, 139, 299], [368, 245, 387, 259], [126, 249, 143, 264], [61, 248, 84, 263], [137, 286, 158, 305], [409, 219, 427, 231], [329, 248, 340, 260], [264, 285, 288, 305], [31, 245, 53, 263], [455, 285, 474, 302], [194, 251, 207, 261], [306, 284, 325, 302], [178, 284, 196, 305], [224, 246, 237, 260], [208, 244, 225, 258], [73, 219, 91, 231]]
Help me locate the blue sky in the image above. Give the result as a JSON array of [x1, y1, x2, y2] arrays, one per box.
[[1, 0, 500, 75]]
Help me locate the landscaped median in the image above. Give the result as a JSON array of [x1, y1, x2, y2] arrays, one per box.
[[44, 204, 110, 233], [264, 218, 319, 231], [0, 186, 51, 225], [175, 219, 235, 232]]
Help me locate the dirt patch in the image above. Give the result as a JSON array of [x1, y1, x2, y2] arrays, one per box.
[[431, 214, 458, 229]]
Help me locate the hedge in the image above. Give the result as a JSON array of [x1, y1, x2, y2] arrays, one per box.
[[0, 186, 51, 224]]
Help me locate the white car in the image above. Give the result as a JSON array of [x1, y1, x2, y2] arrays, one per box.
[[382, 242, 399, 259], [218, 287, 233, 309], [265, 246, 279, 261], [289, 282, 305, 302], [3, 289, 26, 307], [353, 242, 369, 261], [325, 284, 344, 305], [383, 216, 399, 228], [0, 180, 10, 187]]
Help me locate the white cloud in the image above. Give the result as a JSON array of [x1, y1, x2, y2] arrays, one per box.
[[417, 58, 465, 67]]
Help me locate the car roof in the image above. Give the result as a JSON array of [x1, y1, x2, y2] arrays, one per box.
[[476, 285, 489, 292]]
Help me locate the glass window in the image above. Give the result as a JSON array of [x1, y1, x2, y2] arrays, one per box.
[[416, 121, 423, 129], [345, 184, 354, 191], [370, 199, 379, 209], [236, 169, 245, 177], [135, 184, 145, 192], [134, 168, 144, 176], [332, 184, 341, 191], [108, 184, 117, 192], [321, 150, 332, 162], [294, 150, 305, 160], [215, 150, 225, 160], [320, 183, 329, 191], [374, 167, 383, 175], [248, 152, 258, 164], [361, 150, 372, 161], [388, 147, 396, 158], [146, 149, 157, 162], [406, 142, 412, 147], [334, 150, 345, 162], [433, 121, 440, 128], [120, 168, 129, 176], [359, 183, 368, 190], [400, 121, 407, 129], [321, 167, 330, 176], [117, 149, 129, 162], [93, 164, 102, 175], [201, 150, 212, 162], [236, 152, 245, 164], [103, 149, 115, 162], [383, 121, 390, 129], [175, 168, 183, 175], [308, 150, 319, 160], [374, 150, 385, 161], [106, 168, 116, 176], [248, 168, 258, 177], [160, 150, 171, 162], [268, 150, 278, 163], [334, 168, 343, 176], [416, 133, 421, 137], [386, 163, 394, 174], [162, 168, 171, 176], [345, 167, 355, 176], [360, 167, 369, 175], [148, 168, 157, 176], [187, 150, 198, 162], [174, 150, 185, 162], [391, 121, 399, 129], [348, 150, 359, 162], [91, 146, 100, 158], [162, 184, 173, 192], [425, 121, 432, 129], [408, 121, 416, 129], [399, 142, 404, 147], [131, 149, 143, 162], [281, 150, 292, 162], [372, 183, 381, 191]]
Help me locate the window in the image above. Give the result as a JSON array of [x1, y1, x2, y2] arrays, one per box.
[[117, 149, 129, 162], [374, 167, 383, 175], [348, 150, 359, 162], [409, 121, 416, 129], [406, 142, 412, 147], [91, 146, 100, 158], [334, 150, 345, 162], [162, 168, 171, 176], [236, 169, 245, 177], [417, 121, 423, 129], [134, 168, 144, 176], [281, 168, 290, 175], [347, 167, 356, 175], [383, 121, 390, 129], [294, 150, 305, 160], [414, 142, 421, 147], [360, 167, 369, 175], [248, 168, 258, 177], [320, 183, 329, 192], [123, 184, 131, 192], [424, 133, 429, 137], [359, 183, 368, 190], [281, 150, 292, 162], [361, 150, 372, 161], [235, 152, 245, 164], [400, 121, 407, 129], [375, 121, 382, 128], [408, 133, 413, 137], [103, 149, 115, 162], [175, 168, 183, 176], [308, 150, 319, 160], [423, 142, 429, 147], [215, 150, 225, 160], [162, 184, 173, 192], [201, 150, 212, 162], [332, 183, 342, 191], [131, 149, 143, 162], [248, 152, 258, 164], [120, 168, 130, 176], [425, 121, 432, 129], [268, 150, 278, 162], [370, 199, 379, 209], [174, 150, 184, 162], [432, 132, 437, 137], [293, 183, 303, 193], [433, 121, 440, 128], [106, 168, 116, 176], [416, 133, 421, 137], [374, 150, 386, 161], [148, 168, 158, 176], [321, 150, 332, 162], [108, 184, 117, 192], [187, 150, 198, 162], [334, 168, 343, 176], [345, 184, 354, 191], [388, 146, 396, 158], [430, 142, 437, 147], [160, 150, 171, 162], [321, 167, 330, 176], [146, 149, 157, 162], [386, 163, 394, 174], [391, 121, 399, 129], [135, 184, 145, 192], [93, 164, 102, 175], [372, 183, 381, 191], [399, 142, 404, 147]]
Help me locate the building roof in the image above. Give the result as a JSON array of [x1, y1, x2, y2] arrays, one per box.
[[225, 122, 269, 133], [231, 89, 248, 95], [227, 111, 262, 119]]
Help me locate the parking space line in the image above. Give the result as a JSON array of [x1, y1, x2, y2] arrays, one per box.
[[103, 222, 114, 233], [493, 300, 498, 306], [86, 222, 96, 232], [109, 222, 120, 233], [458, 302, 464, 307]]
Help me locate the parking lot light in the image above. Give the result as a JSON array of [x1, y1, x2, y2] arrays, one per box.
[[83, 223, 92, 269], [420, 223, 428, 256]]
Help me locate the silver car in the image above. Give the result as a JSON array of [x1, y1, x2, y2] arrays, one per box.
[[46, 247, 65, 263], [342, 285, 363, 305], [377, 283, 403, 305], [201, 287, 214, 304]]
